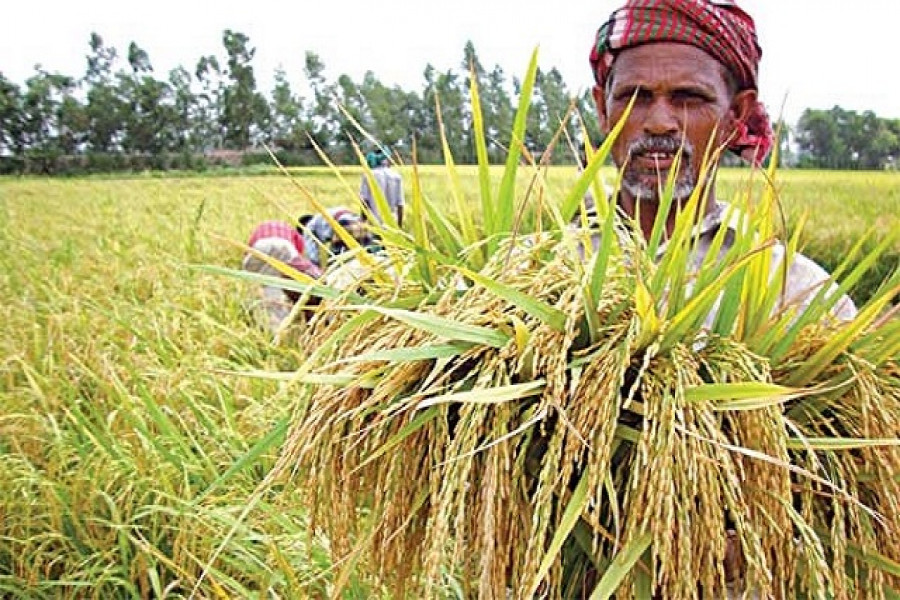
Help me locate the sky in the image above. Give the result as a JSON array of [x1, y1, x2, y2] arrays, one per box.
[[3, 0, 899, 127]]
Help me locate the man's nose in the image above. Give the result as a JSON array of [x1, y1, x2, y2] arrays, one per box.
[[643, 98, 679, 135]]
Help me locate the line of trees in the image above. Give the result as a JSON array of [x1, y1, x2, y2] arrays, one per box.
[[1, 31, 897, 175], [794, 107, 899, 170], [0, 32, 597, 175]]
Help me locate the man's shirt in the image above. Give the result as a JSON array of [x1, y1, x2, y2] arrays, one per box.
[[575, 200, 858, 325], [679, 202, 856, 322]]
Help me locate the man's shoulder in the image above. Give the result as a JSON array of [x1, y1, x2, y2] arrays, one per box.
[[770, 244, 858, 321], [370, 168, 390, 182]]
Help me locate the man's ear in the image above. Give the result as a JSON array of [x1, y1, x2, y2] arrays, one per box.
[[592, 84, 611, 135], [730, 89, 757, 127]]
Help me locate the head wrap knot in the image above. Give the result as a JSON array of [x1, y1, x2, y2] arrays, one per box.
[[366, 149, 389, 169], [589, 0, 774, 166]]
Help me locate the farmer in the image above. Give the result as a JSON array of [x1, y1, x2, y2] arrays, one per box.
[[359, 148, 404, 229], [242, 219, 323, 335], [579, 0, 857, 594], [587, 0, 856, 322], [299, 206, 374, 269]]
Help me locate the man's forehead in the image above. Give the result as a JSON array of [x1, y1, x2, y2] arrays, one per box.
[[608, 42, 728, 88]]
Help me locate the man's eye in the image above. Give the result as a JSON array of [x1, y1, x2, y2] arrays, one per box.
[[616, 89, 650, 103], [672, 90, 706, 103]]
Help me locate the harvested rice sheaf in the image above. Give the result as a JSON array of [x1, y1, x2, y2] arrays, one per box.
[[268, 58, 900, 599], [273, 225, 899, 599]]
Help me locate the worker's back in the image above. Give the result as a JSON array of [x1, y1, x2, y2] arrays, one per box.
[[360, 152, 404, 226]]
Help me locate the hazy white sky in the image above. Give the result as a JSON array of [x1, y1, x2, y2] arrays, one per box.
[[3, 0, 899, 126]]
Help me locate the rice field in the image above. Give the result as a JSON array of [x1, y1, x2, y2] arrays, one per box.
[[0, 166, 897, 597]]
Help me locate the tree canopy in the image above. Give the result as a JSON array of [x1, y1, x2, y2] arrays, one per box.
[[1, 31, 896, 174]]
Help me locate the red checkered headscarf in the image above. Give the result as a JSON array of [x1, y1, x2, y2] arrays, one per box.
[[589, 0, 773, 166]]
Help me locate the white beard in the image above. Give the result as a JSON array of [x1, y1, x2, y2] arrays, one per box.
[[622, 167, 697, 204]]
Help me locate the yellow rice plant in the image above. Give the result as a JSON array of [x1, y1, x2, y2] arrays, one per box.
[[241, 50, 900, 598]]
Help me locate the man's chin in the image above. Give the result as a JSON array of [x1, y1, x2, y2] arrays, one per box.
[[622, 175, 665, 203], [623, 177, 696, 204]]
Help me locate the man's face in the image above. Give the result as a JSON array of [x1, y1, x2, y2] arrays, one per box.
[[593, 42, 749, 205]]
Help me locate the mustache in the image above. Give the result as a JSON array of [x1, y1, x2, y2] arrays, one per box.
[[627, 135, 694, 160]]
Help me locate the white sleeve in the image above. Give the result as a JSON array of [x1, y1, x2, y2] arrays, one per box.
[[777, 247, 858, 321]]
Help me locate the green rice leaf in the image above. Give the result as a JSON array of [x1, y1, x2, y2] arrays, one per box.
[[468, 63, 494, 241], [633, 559, 654, 600], [589, 532, 653, 600], [739, 177, 778, 333], [684, 382, 804, 404], [561, 94, 635, 223], [815, 528, 900, 577], [353, 408, 440, 473], [328, 342, 473, 365], [785, 437, 900, 451], [408, 142, 436, 286], [710, 397, 792, 411], [633, 279, 661, 348], [615, 424, 641, 444], [651, 171, 714, 304], [435, 93, 480, 261], [421, 186, 466, 257], [587, 191, 619, 314], [645, 149, 683, 259], [496, 48, 538, 234], [702, 205, 746, 334], [744, 213, 807, 348], [661, 241, 774, 349], [771, 230, 897, 363], [343, 305, 510, 348], [528, 471, 590, 597], [855, 315, 900, 365], [581, 122, 611, 219], [194, 417, 288, 503], [455, 266, 567, 332], [786, 283, 900, 386]]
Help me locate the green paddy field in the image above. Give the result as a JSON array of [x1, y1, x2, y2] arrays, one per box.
[[0, 167, 897, 597]]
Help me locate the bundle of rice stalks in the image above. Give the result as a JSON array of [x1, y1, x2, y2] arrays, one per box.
[[235, 51, 900, 598]]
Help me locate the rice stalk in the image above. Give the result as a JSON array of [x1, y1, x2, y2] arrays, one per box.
[[264, 48, 900, 600]]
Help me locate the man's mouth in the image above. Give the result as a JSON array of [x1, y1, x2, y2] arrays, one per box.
[[632, 150, 678, 171], [624, 135, 696, 184]]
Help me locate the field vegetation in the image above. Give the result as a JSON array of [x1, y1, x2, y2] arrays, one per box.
[[0, 165, 897, 597]]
